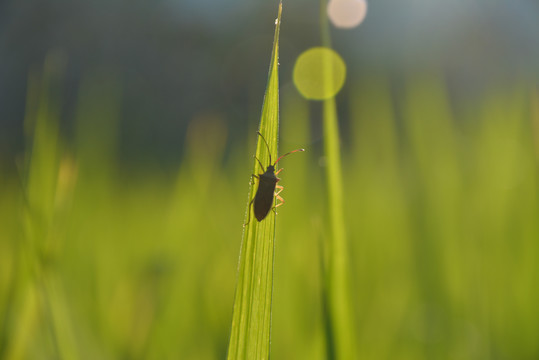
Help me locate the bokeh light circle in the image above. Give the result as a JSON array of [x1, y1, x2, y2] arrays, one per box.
[[327, 0, 368, 29], [293, 47, 346, 100]]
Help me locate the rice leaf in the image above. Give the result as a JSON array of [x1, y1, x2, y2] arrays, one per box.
[[227, 3, 282, 359], [319, 0, 357, 358]]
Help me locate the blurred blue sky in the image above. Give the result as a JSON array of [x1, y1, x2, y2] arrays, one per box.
[[0, 0, 537, 166]]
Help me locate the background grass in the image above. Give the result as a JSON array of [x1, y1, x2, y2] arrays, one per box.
[[3, 64, 538, 360], [2, 4, 539, 360], [319, 1, 357, 358]]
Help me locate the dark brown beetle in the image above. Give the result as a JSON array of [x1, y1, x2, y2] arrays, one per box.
[[246, 132, 304, 224]]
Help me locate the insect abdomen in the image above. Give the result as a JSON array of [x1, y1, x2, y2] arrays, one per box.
[[254, 175, 278, 221]]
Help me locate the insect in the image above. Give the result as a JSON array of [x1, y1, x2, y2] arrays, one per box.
[[246, 131, 304, 225]]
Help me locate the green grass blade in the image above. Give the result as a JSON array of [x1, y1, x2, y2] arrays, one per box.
[[322, 97, 356, 360], [16, 53, 79, 360], [227, 3, 282, 359], [319, 1, 357, 358]]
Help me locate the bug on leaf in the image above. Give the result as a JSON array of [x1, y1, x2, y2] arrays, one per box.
[[245, 131, 304, 225]]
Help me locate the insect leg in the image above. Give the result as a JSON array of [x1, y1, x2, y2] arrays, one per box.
[[275, 168, 283, 176], [272, 185, 285, 215], [274, 194, 284, 208], [244, 174, 260, 227], [272, 195, 285, 215], [244, 197, 255, 227]]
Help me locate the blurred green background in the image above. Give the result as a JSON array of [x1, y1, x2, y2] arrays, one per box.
[[1, 0, 539, 359]]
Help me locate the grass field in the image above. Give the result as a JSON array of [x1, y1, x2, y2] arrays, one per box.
[[1, 28, 539, 360]]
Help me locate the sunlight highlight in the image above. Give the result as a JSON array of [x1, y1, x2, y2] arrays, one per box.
[[293, 47, 346, 100], [327, 0, 367, 29]]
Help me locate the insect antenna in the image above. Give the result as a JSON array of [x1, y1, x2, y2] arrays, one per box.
[[256, 131, 305, 167], [256, 131, 272, 165], [254, 156, 264, 172], [273, 148, 305, 166]]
